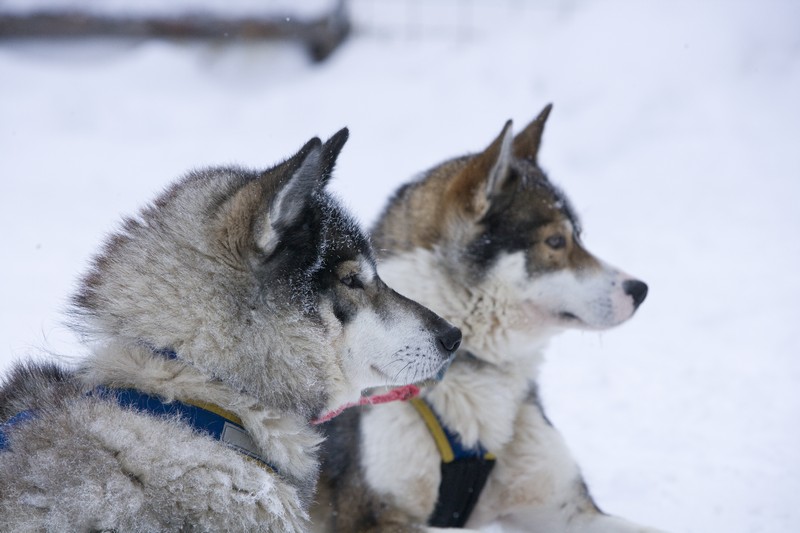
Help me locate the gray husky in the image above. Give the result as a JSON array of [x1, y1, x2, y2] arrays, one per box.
[[314, 107, 665, 532], [0, 129, 461, 532]]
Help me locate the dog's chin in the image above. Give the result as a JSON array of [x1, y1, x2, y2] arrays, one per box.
[[557, 310, 587, 326], [521, 301, 587, 331], [369, 354, 454, 388], [411, 361, 452, 389], [555, 310, 632, 331]]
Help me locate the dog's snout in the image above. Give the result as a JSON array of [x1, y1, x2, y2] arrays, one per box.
[[437, 325, 462, 354], [622, 279, 648, 309]]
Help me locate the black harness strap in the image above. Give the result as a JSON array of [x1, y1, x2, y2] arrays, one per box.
[[409, 397, 496, 528]]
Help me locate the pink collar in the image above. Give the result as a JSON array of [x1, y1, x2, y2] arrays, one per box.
[[311, 384, 420, 425]]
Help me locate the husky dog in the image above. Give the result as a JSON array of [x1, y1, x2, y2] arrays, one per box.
[[314, 106, 665, 533], [0, 129, 461, 532]]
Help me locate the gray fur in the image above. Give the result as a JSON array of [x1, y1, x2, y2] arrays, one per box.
[[0, 128, 460, 532]]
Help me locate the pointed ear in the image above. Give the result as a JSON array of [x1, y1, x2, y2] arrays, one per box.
[[319, 127, 349, 186], [283, 136, 325, 175], [484, 120, 514, 200], [257, 139, 323, 255], [513, 103, 552, 164], [446, 120, 514, 218]]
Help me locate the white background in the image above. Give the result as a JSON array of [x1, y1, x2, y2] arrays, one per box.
[[1, 1, 799, 532]]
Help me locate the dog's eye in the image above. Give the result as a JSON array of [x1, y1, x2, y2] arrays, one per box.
[[340, 273, 364, 289], [545, 235, 566, 250]]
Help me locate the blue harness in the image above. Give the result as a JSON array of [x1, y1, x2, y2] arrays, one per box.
[[94, 387, 277, 472], [0, 349, 277, 475]]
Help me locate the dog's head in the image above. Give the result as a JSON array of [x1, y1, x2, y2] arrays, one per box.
[[374, 105, 646, 360], [73, 129, 459, 419]]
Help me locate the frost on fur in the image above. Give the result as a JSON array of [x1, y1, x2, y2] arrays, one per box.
[[1, 128, 461, 531]]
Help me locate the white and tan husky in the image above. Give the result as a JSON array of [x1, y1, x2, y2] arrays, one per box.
[[0, 128, 461, 532], [315, 106, 665, 533]]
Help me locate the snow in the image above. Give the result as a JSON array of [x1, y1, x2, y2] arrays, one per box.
[[1, 1, 799, 531]]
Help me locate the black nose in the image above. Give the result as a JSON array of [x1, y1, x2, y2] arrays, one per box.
[[622, 280, 648, 309], [437, 326, 462, 354]]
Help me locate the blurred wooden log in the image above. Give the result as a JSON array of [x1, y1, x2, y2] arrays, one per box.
[[0, 1, 350, 62]]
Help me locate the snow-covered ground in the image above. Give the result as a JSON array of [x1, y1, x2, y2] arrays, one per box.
[[1, 1, 799, 531]]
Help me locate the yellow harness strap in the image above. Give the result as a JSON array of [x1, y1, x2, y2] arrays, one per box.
[[410, 397, 456, 462], [409, 396, 497, 528]]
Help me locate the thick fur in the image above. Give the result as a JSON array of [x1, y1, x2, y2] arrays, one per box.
[[314, 106, 664, 533], [0, 129, 460, 532]]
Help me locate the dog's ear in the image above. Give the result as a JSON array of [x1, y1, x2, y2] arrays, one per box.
[[319, 127, 349, 187], [257, 138, 324, 255], [446, 120, 514, 219], [484, 120, 514, 200], [513, 103, 552, 164]]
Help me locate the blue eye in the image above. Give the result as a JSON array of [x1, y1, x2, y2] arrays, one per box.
[[545, 235, 566, 250]]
